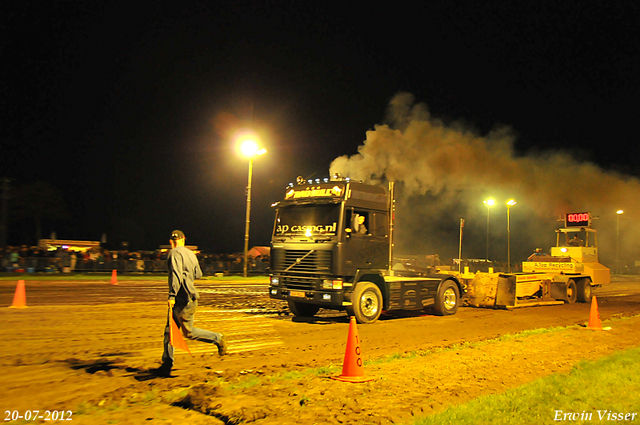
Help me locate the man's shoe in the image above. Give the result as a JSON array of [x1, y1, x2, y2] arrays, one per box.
[[151, 363, 172, 377], [217, 335, 228, 356]]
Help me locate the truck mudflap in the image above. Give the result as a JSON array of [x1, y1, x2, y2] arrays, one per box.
[[269, 287, 347, 308]]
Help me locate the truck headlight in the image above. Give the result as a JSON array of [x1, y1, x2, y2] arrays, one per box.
[[270, 276, 280, 286]]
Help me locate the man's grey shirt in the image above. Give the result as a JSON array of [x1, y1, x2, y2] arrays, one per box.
[[167, 245, 203, 304]]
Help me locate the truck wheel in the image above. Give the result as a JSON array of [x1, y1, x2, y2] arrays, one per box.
[[350, 282, 382, 324], [287, 300, 320, 317], [434, 280, 459, 316], [576, 279, 592, 303], [566, 279, 577, 304]]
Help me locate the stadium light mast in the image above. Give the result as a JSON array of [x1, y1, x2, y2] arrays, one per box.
[[483, 198, 495, 260], [506, 199, 517, 273], [616, 209, 624, 275], [238, 136, 266, 278]]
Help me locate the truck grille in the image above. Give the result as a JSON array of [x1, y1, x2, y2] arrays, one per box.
[[273, 249, 332, 273]]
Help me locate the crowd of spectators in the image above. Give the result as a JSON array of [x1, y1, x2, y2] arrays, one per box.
[[0, 246, 270, 275]]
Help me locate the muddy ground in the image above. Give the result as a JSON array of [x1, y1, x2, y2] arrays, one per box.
[[1, 276, 639, 424]]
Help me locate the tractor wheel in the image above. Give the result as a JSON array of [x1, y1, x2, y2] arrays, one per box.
[[576, 279, 592, 303], [565, 279, 577, 304], [349, 282, 383, 324], [434, 280, 460, 316], [287, 300, 320, 317]]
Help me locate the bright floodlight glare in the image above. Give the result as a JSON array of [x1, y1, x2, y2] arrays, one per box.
[[484, 198, 495, 207], [617, 210, 624, 215], [507, 199, 517, 207], [240, 139, 260, 158]]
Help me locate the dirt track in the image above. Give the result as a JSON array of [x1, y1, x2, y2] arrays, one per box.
[[1, 276, 639, 424]]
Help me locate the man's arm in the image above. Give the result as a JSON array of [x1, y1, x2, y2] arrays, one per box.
[[168, 252, 184, 303], [195, 256, 203, 280]]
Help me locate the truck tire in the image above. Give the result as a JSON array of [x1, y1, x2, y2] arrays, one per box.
[[565, 279, 577, 304], [576, 279, 592, 303], [349, 282, 382, 324], [287, 300, 320, 318], [434, 280, 459, 316]]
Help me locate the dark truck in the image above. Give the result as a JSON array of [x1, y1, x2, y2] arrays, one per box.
[[268, 176, 463, 323]]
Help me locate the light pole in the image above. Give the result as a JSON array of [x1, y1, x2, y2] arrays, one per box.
[[483, 198, 495, 260], [506, 199, 517, 273], [616, 209, 624, 275], [239, 138, 266, 277]]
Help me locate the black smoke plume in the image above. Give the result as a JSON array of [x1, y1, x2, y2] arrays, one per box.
[[330, 93, 639, 270]]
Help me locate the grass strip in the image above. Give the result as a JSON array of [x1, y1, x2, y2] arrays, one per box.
[[411, 345, 640, 425]]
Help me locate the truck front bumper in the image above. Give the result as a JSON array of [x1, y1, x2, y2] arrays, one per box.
[[269, 286, 350, 309]]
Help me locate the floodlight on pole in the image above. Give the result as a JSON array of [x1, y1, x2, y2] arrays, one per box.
[[616, 209, 624, 275], [483, 198, 495, 260], [238, 135, 266, 278], [240, 138, 266, 158], [506, 199, 517, 273]]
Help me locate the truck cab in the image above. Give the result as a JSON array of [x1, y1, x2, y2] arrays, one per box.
[[269, 176, 463, 323]]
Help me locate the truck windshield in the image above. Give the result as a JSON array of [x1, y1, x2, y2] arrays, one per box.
[[274, 204, 340, 238]]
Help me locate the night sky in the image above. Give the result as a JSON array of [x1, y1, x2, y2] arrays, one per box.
[[3, 1, 640, 260]]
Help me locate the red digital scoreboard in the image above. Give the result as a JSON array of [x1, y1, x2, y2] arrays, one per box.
[[565, 212, 591, 228]]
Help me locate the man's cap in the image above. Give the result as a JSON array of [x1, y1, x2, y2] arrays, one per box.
[[170, 230, 185, 240]]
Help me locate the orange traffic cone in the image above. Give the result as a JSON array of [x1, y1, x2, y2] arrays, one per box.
[[9, 280, 28, 309], [587, 296, 602, 330], [110, 269, 118, 285], [169, 309, 193, 356], [331, 316, 374, 382]]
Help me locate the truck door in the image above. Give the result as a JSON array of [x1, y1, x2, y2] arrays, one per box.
[[344, 209, 389, 271]]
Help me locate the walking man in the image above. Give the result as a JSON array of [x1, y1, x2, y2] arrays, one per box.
[[156, 230, 227, 377]]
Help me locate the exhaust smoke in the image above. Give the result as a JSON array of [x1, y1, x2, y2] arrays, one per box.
[[330, 93, 639, 269]]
